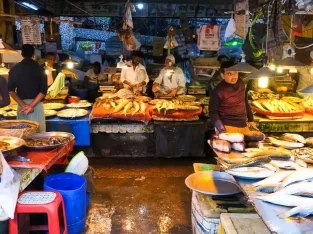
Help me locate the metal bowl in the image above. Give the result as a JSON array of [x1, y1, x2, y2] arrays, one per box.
[[23, 132, 75, 150]]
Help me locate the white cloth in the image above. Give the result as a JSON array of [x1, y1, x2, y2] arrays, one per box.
[[154, 67, 186, 90], [120, 63, 149, 93], [85, 69, 107, 84]]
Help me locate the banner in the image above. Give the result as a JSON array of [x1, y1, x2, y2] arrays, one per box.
[[21, 20, 41, 45]]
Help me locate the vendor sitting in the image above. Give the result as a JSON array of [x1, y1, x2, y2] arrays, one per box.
[[152, 55, 186, 98], [209, 61, 258, 134], [83, 62, 107, 100], [120, 51, 149, 96]]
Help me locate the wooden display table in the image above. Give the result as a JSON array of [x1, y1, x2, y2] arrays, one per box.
[[218, 214, 270, 234]]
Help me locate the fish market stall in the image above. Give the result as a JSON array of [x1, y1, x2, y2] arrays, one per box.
[[209, 132, 313, 233], [89, 95, 207, 157], [0, 102, 92, 147], [0, 131, 75, 191]]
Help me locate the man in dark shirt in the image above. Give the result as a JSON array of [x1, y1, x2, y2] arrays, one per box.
[[209, 61, 258, 133], [0, 76, 9, 108], [8, 44, 47, 132]]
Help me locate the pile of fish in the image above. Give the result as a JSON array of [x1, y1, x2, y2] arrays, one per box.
[[212, 132, 265, 153], [149, 99, 200, 114], [251, 99, 304, 113], [254, 169, 313, 219], [94, 98, 146, 116], [267, 133, 313, 164]]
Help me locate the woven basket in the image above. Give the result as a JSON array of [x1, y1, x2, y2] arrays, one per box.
[[0, 120, 40, 138]]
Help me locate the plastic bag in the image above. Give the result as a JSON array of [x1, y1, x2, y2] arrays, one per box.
[[0, 152, 20, 219], [225, 18, 236, 39]]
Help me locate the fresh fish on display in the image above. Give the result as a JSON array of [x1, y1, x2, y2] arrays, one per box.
[[291, 148, 313, 159], [257, 194, 313, 207], [252, 171, 293, 187], [246, 141, 263, 148], [278, 204, 313, 219], [268, 137, 304, 149], [279, 134, 306, 144], [273, 181, 313, 195], [211, 139, 231, 153], [255, 184, 278, 193], [270, 160, 306, 170], [139, 101, 146, 114], [231, 142, 245, 152], [216, 157, 271, 170], [132, 101, 140, 115], [123, 102, 133, 116], [242, 149, 292, 160], [218, 133, 244, 143], [244, 131, 266, 142], [281, 169, 313, 188], [306, 137, 313, 146]]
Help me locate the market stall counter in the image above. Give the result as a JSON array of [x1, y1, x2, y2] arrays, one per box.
[[0, 103, 91, 147]]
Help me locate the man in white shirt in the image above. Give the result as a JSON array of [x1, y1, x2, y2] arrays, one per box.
[[120, 51, 149, 96], [152, 55, 186, 98]]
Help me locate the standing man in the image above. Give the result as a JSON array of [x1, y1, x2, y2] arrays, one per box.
[[0, 76, 9, 108], [209, 61, 258, 134], [120, 51, 149, 96], [152, 55, 186, 98], [8, 44, 47, 132]]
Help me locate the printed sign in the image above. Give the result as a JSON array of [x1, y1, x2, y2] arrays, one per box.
[[21, 20, 41, 45]]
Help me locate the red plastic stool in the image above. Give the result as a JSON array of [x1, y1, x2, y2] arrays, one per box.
[[9, 191, 68, 234]]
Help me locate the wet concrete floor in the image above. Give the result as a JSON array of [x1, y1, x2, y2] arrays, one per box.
[[85, 157, 212, 234]]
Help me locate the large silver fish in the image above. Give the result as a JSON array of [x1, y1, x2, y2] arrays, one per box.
[[273, 181, 313, 195], [278, 204, 313, 219], [252, 171, 293, 187], [257, 194, 313, 207], [281, 169, 313, 188]]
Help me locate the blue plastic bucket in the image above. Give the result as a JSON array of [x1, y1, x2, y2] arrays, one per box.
[[67, 217, 86, 234], [44, 173, 87, 229], [74, 88, 89, 100], [86, 192, 90, 211]]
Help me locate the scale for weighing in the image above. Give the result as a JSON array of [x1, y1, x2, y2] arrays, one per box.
[[99, 85, 116, 93]]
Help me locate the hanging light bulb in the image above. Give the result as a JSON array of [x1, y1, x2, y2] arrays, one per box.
[[277, 67, 284, 73], [269, 64, 276, 71], [258, 77, 269, 88], [310, 68, 313, 74], [62, 56, 79, 69], [289, 68, 298, 73], [67, 62, 74, 69]]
